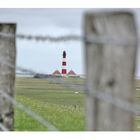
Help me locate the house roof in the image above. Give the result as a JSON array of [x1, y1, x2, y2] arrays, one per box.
[[53, 70, 61, 75], [67, 70, 76, 75]]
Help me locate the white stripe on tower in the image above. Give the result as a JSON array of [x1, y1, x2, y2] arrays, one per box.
[[61, 51, 67, 76]]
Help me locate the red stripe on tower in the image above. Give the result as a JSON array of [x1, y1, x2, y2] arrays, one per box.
[[61, 51, 67, 76]]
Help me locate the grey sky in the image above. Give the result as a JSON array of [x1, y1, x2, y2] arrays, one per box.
[[0, 8, 87, 74], [0, 9, 140, 75]]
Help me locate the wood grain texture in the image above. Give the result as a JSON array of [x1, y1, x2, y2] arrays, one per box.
[[84, 11, 137, 131], [0, 24, 16, 130]]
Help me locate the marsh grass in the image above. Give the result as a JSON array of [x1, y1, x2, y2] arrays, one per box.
[[15, 77, 85, 131], [15, 77, 140, 131]]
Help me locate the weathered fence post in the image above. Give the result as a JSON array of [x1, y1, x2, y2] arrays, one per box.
[[84, 11, 137, 130], [0, 24, 16, 130]]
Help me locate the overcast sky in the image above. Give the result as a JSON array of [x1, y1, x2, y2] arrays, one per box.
[[0, 8, 87, 74], [0, 9, 140, 76]]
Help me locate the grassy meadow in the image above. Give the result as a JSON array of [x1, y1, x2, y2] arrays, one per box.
[[14, 77, 85, 131], [14, 77, 140, 131]]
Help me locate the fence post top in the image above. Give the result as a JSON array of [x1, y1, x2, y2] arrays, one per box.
[[84, 9, 135, 17]]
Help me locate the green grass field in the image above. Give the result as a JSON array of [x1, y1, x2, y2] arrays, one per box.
[[14, 77, 140, 131], [14, 77, 86, 131]]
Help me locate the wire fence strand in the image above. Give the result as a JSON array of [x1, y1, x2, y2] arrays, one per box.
[[0, 32, 82, 42], [0, 89, 58, 131], [0, 31, 137, 45], [0, 123, 9, 131], [15, 59, 139, 117], [16, 65, 140, 116], [0, 31, 139, 131]]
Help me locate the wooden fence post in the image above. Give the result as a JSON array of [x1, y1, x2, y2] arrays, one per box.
[[0, 24, 16, 130], [84, 11, 137, 130]]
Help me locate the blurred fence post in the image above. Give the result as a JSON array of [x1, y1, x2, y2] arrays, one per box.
[[0, 24, 16, 130], [84, 11, 137, 130]]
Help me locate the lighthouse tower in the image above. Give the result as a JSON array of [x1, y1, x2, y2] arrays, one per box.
[[61, 51, 67, 76]]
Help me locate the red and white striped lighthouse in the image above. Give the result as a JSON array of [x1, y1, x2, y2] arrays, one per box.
[[61, 51, 67, 76]]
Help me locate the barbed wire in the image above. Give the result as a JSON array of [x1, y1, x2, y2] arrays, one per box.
[[49, 75, 140, 115], [0, 123, 9, 131], [0, 32, 82, 42], [0, 59, 58, 131], [0, 30, 139, 131], [46, 77, 85, 91], [0, 89, 58, 131], [16, 65, 140, 115], [87, 87, 140, 115], [0, 32, 137, 45], [46, 76, 140, 116]]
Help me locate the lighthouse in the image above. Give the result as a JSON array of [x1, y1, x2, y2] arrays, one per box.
[[61, 51, 67, 76]]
